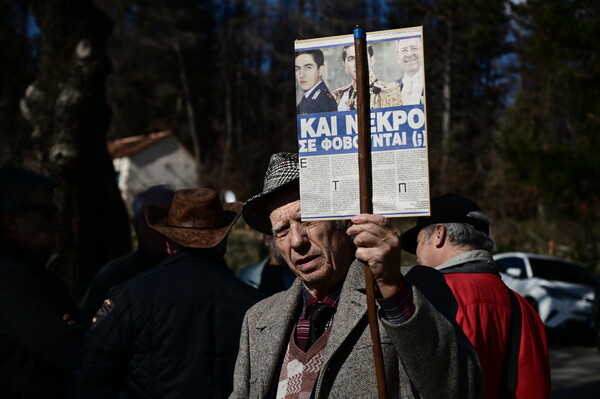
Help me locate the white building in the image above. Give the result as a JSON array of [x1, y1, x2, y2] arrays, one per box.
[[108, 131, 199, 214]]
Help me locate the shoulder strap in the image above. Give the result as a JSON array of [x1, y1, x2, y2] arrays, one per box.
[[500, 289, 522, 398]]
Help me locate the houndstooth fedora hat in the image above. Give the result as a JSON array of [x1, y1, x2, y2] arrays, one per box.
[[242, 152, 299, 235]]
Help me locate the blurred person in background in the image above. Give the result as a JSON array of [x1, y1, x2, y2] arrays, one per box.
[[79, 184, 175, 323], [0, 165, 86, 399], [238, 234, 295, 296]]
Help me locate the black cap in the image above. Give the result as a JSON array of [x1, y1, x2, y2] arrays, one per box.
[[401, 193, 489, 254]]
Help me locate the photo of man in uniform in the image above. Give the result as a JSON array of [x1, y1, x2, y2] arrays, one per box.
[[334, 44, 401, 110], [295, 49, 337, 114]]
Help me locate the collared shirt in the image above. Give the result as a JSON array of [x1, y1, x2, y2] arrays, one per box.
[[377, 280, 415, 324], [296, 287, 341, 351], [303, 81, 320, 99], [436, 250, 494, 271], [401, 69, 424, 105]]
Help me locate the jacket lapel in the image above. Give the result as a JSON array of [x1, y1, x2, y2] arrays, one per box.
[[252, 263, 368, 396], [254, 279, 303, 396], [322, 261, 367, 362]]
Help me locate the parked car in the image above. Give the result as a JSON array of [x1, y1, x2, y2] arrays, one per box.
[[493, 252, 597, 333], [593, 279, 600, 351]]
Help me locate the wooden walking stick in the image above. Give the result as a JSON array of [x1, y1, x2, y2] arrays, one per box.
[[354, 27, 388, 399]]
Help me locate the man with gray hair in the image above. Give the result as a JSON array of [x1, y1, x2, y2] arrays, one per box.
[[230, 153, 481, 398], [394, 36, 425, 105], [401, 193, 551, 398], [79, 184, 175, 322]]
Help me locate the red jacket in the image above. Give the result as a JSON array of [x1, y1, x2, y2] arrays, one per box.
[[439, 251, 551, 399]]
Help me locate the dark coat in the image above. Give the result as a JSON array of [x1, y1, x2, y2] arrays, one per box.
[[0, 238, 85, 399], [71, 250, 264, 399], [79, 248, 163, 323], [297, 81, 337, 114]]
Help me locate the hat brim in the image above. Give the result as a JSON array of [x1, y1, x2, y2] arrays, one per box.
[[242, 179, 298, 236], [401, 224, 422, 255], [146, 202, 242, 248]]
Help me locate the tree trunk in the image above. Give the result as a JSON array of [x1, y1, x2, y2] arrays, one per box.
[[173, 39, 201, 164], [440, 19, 452, 189], [22, 0, 131, 301]]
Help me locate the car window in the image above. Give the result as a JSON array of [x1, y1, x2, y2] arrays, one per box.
[[529, 258, 597, 286], [496, 257, 525, 277]]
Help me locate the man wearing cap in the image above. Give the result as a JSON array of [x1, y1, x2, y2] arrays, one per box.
[[71, 188, 264, 398], [401, 193, 551, 399], [230, 153, 481, 398]]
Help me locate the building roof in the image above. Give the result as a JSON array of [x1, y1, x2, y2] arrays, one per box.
[[107, 131, 173, 159]]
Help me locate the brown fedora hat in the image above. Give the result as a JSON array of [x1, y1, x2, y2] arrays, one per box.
[[146, 188, 242, 248]]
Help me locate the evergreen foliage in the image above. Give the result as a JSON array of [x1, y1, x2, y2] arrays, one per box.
[[0, 0, 598, 291]]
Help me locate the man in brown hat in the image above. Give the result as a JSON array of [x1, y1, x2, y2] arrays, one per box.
[[79, 184, 176, 323], [71, 188, 264, 398], [230, 153, 482, 398]]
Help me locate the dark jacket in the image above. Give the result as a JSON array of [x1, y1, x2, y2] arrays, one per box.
[[297, 81, 337, 114], [0, 237, 85, 399], [79, 248, 164, 323], [71, 250, 264, 399]]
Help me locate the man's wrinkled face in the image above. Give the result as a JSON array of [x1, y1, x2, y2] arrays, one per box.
[[267, 189, 353, 297], [295, 54, 323, 92], [6, 188, 60, 252], [396, 37, 422, 77]]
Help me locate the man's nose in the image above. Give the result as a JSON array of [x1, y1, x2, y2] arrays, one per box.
[[289, 223, 308, 249]]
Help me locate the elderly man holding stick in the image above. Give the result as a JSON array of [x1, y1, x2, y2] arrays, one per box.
[[230, 152, 481, 399]]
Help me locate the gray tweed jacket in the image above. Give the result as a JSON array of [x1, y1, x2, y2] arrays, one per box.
[[230, 260, 482, 398]]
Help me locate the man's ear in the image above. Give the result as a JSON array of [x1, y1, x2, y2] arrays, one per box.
[[433, 224, 447, 248], [318, 65, 325, 78], [165, 240, 177, 255]]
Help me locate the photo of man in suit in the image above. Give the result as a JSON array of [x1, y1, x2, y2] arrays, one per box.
[[394, 36, 425, 105]]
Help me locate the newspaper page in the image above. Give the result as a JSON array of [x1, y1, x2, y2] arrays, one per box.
[[294, 26, 430, 221]]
